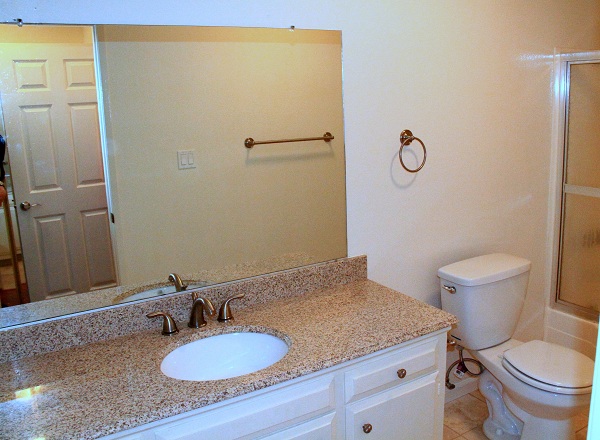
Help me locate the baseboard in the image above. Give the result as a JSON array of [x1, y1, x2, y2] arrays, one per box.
[[444, 375, 479, 403], [445, 345, 481, 403]]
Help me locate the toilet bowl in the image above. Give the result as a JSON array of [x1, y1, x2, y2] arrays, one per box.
[[439, 254, 594, 440], [472, 339, 592, 440]]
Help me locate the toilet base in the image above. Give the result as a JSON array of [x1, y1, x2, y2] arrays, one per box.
[[503, 394, 577, 440], [482, 419, 520, 440], [479, 371, 522, 440], [478, 370, 581, 440]]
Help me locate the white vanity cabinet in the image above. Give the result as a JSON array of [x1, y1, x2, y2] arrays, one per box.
[[104, 330, 447, 440], [345, 373, 438, 439], [343, 332, 441, 440]]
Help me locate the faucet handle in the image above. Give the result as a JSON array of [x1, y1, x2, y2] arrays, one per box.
[[146, 311, 179, 336], [218, 293, 245, 322]]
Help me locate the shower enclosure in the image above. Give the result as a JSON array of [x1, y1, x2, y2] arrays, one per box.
[[556, 52, 600, 317]]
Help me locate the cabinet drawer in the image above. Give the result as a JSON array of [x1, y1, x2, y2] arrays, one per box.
[[344, 338, 437, 402], [258, 412, 337, 440], [152, 374, 336, 440], [109, 435, 145, 440]]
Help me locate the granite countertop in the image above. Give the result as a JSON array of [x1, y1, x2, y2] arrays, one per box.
[[0, 279, 457, 440]]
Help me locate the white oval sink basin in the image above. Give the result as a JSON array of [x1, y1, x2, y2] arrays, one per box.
[[161, 332, 288, 381]]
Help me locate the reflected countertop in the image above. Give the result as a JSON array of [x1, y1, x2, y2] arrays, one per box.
[[0, 279, 457, 440], [0, 252, 316, 328]]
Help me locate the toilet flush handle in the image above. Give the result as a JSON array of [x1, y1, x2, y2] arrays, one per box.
[[442, 285, 456, 294]]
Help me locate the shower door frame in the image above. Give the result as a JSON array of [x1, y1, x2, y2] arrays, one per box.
[[549, 50, 600, 320]]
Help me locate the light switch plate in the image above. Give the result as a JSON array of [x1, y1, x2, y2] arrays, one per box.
[[177, 150, 196, 170]]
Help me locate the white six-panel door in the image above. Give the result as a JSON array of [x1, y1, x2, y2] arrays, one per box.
[[0, 35, 117, 301]]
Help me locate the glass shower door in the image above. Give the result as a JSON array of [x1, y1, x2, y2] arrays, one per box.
[[558, 61, 600, 314]]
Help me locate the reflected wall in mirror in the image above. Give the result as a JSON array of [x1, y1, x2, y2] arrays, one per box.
[[96, 25, 346, 285], [0, 24, 347, 328]]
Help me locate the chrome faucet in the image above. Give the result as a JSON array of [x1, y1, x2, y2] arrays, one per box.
[[168, 273, 188, 292], [188, 291, 216, 328]]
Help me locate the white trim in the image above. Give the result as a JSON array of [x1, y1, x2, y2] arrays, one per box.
[[444, 376, 478, 404], [544, 49, 568, 339], [589, 332, 600, 440], [557, 52, 600, 63], [93, 25, 121, 286], [564, 184, 600, 199]]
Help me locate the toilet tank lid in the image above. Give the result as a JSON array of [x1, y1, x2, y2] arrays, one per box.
[[437, 253, 531, 286]]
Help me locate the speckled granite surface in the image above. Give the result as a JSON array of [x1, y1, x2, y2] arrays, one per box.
[[0, 256, 366, 363], [0, 280, 456, 440], [0, 258, 457, 440]]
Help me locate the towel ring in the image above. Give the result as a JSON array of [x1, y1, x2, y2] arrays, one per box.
[[399, 129, 427, 173]]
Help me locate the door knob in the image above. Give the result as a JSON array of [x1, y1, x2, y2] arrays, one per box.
[[19, 201, 40, 211]]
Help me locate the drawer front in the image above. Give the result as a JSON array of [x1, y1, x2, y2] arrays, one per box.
[[344, 338, 437, 403], [152, 374, 336, 440], [345, 372, 438, 440], [258, 412, 337, 440]]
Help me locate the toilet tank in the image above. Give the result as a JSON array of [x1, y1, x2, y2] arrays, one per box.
[[438, 253, 531, 350]]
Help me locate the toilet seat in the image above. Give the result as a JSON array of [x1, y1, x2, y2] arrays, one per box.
[[501, 340, 594, 395]]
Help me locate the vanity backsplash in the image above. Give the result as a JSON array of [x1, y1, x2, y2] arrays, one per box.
[[0, 256, 366, 363]]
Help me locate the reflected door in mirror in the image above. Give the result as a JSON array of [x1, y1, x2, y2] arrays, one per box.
[[0, 26, 117, 302]]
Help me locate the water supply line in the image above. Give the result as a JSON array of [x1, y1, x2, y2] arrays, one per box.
[[445, 344, 485, 390]]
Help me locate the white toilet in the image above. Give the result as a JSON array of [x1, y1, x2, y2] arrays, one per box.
[[439, 253, 594, 440]]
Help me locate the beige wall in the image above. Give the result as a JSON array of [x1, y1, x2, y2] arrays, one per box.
[[0, 24, 91, 43], [96, 26, 345, 284], [6, 1, 600, 341]]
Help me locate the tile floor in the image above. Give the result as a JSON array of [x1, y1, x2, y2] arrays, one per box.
[[444, 391, 589, 440]]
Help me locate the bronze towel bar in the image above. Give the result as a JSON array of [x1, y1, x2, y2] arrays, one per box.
[[244, 132, 334, 149]]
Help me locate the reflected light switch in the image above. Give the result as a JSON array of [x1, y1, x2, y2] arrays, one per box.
[[177, 150, 196, 170], [178, 151, 187, 167]]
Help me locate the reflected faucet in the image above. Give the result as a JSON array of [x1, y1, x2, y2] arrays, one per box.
[[168, 273, 188, 292], [188, 291, 216, 328]]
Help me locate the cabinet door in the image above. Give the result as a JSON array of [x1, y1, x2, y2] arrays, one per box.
[[345, 373, 438, 440]]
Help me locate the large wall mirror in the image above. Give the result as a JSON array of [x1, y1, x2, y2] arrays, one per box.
[[0, 24, 347, 328]]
